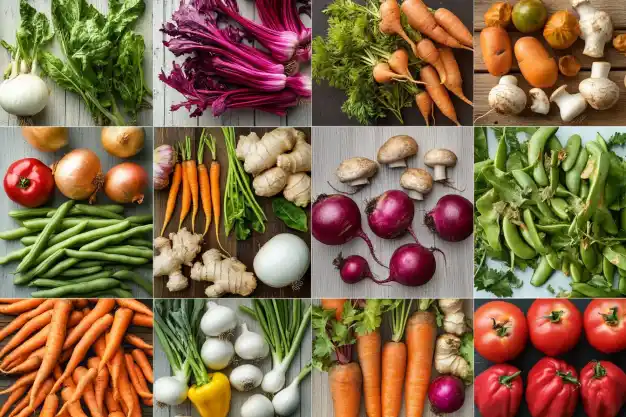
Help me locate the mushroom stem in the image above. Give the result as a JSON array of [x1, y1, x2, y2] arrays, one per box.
[[407, 190, 424, 200], [433, 166, 447, 181], [389, 160, 408, 169], [349, 178, 370, 186]]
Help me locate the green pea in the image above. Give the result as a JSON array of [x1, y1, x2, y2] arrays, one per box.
[[603, 246, 626, 270], [522, 209, 548, 254], [561, 135, 581, 172], [31, 278, 120, 298], [531, 256, 554, 287], [495, 135, 507, 171], [565, 148, 588, 195], [571, 283, 622, 298], [550, 198, 570, 221], [546, 251, 562, 270], [528, 127, 557, 187], [503, 217, 537, 260], [603, 257, 616, 283], [547, 136, 563, 152]]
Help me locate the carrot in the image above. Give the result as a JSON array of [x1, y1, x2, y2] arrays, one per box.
[[30, 300, 73, 408], [183, 136, 199, 232], [382, 342, 407, 417], [40, 394, 59, 417], [210, 158, 229, 255], [131, 349, 153, 383], [321, 299, 347, 321], [416, 91, 435, 126], [387, 49, 418, 82], [416, 39, 447, 84], [60, 388, 88, 417], [0, 370, 37, 395], [0, 385, 27, 417], [198, 129, 215, 237], [73, 299, 89, 308], [379, 0, 417, 56], [8, 390, 30, 417], [0, 299, 55, 343], [88, 357, 109, 414], [64, 299, 116, 350], [104, 389, 121, 413], [178, 140, 191, 230], [54, 366, 73, 389], [440, 47, 473, 106], [404, 311, 437, 417], [402, 0, 472, 50], [124, 354, 152, 399], [329, 362, 362, 417], [109, 345, 125, 402], [15, 379, 54, 417], [0, 299, 22, 303], [131, 314, 152, 328], [373, 62, 423, 84], [160, 157, 182, 236], [132, 362, 152, 406], [1, 325, 49, 369], [0, 299, 44, 315], [115, 300, 152, 317], [109, 412, 125, 417], [420, 65, 460, 126], [0, 310, 54, 359], [434, 8, 473, 48], [2, 353, 42, 374], [69, 367, 102, 417], [117, 361, 141, 417], [50, 314, 114, 395], [357, 331, 382, 417], [98, 308, 134, 373], [145, 349, 153, 357], [93, 336, 120, 399], [124, 334, 153, 351]]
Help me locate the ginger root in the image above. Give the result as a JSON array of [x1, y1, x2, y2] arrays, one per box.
[[253, 167, 288, 197], [154, 228, 203, 292], [434, 334, 471, 383], [190, 249, 257, 297], [277, 136, 312, 173], [236, 128, 303, 175], [438, 298, 466, 336], [283, 173, 311, 207]]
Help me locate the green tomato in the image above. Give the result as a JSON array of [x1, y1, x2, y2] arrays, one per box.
[[512, 0, 548, 33]]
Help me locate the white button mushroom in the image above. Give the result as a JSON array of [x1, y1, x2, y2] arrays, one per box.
[[424, 149, 457, 182], [488, 75, 527, 115], [578, 61, 620, 110], [550, 85, 588, 123], [377, 135, 418, 168], [529, 88, 550, 115], [572, 0, 613, 58], [335, 157, 379, 186], [400, 168, 433, 200]]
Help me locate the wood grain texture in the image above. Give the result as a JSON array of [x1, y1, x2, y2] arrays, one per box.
[[154, 0, 311, 127], [311, 127, 474, 299], [0, 299, 154, 417], [153, 299, 311, 417], [312, 298, 474, 417], [474, 0, 626, 126], [154, 128, 311, 299], [0, 0, 153, 126], [0, 127, 154, 298]]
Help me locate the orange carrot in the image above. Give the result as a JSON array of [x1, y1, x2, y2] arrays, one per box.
[[160, 159, 182, 236], [197, 129, 215, 237], [404, 311, 437, 417], [0, 310, 54, 359], [184, 136, 199, 233], [0, 370, 37, 395], [387, 49, 418, 82], [357, 331, 382, 417], [30, 300, 72, 408], [3, 353, 43, 374], [434, 8, 473, 48], [88, 357, 108, 415], [1, 325, 50, 369], [117, 361, 141, 417], [402, 0, 472, 50], [132, 362, 152, 407], [0, 299, 22, 303], [40, 394, 59, 417], [73, 300, 89, 309], [69, 367, 102, 417], [420, 65, 460, 126], [109, 412, 125, 417], [131, 314, 152, 328], [104, 389, 121, 413], [98, 308, 134, 373], [63, 299, 116, 350], [379, 0, 417, 56], [416, 91, 435, 126], [321, 299, 347, 321], [115, 300, 152, 317], [416, 39, 447, 84], [0, 385, 27, 417], [329, 362, 362, 417], [178, 140, 191, 230], [8, 390, 30, 417], [440, 47, 473, 106], [382, 342, 407, 417], [15, 379, 53, 417], [93, 336, 120, 399], [130, 349, 153, 383], [0, 299, 45, 315], [60, 388, 87, 417], [124, 354, 152, 399], [124, 334, 153, 351], [0, 299, 55, 343], [210, 159, 229, 255]]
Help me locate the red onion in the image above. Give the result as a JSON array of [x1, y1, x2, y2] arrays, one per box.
[[104, 162, 148, 204], [385, 243, 441, 286], [312, 194, 385, 267], [424, 195, 473, 242], [428, 375, 465, 414], [333, 253, 383, 284], [366, 190, 418, 241]]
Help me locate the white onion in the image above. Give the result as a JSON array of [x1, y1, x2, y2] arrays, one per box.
[[153, 375, 188, 405], [229, 364, 263, 392], [253, 234, 310, 288], [200, 338, 234, 370], [200, 302, 237, 337], [235, 323, 269, 360], [241, 394, 275, 417]]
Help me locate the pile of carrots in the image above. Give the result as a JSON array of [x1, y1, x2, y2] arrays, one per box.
[[0, 298, 154, 417]]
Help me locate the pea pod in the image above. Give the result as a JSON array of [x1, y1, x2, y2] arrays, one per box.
[[621, 209, 626, 231], [576, 152, 610, 230], [546, 251, 562, 270], [571, 283, 622, 298], [503, 217, 537, 260], [547, 136, 563, 152], [603, 245, 626, 270], [580, 239, 598, 271], [528, 127, 558, 186], [550, 198, 570, 221], [494, 135, 507, 171], [570, 261, 584, 283], [65, 249, 150, 266], [531, 256, 554, 286], [594, 208, 618, 235], [580, 181, 589, 199], [31, 278, 121, 298], [565, 148, 588, 195], [595, 133, 608, 152], [561, 134, 581, 172], [603, 257, 616, 283], [549, 150, 559, 195], [619, 276, 626, 295], [522, 209, 548, 254], [535, 223, 570, 234], [561, 258, 571, 276], [511, 170, 557, 220], [79, 224, 153, 252]]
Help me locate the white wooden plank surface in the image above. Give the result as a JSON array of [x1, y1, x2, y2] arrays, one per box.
[[155, 0, 311, 127], [0, 127, 154, 298], [312, 127, 474, 299], [0, 0, 153, 126], [312, 298, 474, 417], [153, 299, 312, 417]]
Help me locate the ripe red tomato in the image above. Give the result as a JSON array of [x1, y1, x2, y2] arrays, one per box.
[[584, 299, 626, 353], [527, 299, 582, 356], [475, 301, 528, 363], [4, 158, 54, 208]]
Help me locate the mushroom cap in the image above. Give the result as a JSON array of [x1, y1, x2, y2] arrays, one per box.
[[400, 168, 433, 193], [377, 135, 418, 164], [424, 148, 457, 168], [336, 157, 378, 183]]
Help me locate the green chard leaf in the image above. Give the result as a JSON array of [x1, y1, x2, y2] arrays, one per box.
[[272, 198, 308, 232]]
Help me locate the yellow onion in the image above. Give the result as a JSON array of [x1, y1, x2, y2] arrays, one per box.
[[101, 127, 145, 158], [53, 149, 103, 202], [484, 2, 513, 28], [22, 127, 68, 152], [613, 34, 626, 52], [543, 11, 580, 49], [105, 162, 148, 204]]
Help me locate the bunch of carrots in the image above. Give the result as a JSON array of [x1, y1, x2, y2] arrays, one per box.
[[0, 298, 154, 417]]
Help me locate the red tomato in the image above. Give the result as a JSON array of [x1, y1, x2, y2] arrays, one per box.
[[527, 299, 582, 356], [584, 299, 626, 353], [475, 301, 528, 363], [3, 158, 54, 208]]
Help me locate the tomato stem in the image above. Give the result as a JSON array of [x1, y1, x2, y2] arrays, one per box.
[[556, 370, 580, 385], [599, 307, 619, 326], [498, 371, 521, 388], [592, 360, 607, 379], [490, 317, 510, 337], [18, 177, 31, 189], [542, 310, 564, 323]]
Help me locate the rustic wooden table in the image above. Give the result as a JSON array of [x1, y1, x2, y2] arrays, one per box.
[[312, 299, 474, 417], [474, 0, 626, 126], [0, 127, 154, 298], [153, 0, 311, 127], [0, 299, 154, 417], [0, 0, 153, 126], [311, 127, 474, 299], [154, 299, 312, 417], [154, 127, 311, 299]]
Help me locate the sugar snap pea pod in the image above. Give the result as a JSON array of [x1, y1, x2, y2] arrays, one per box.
[[595, 133, 608, 152], [580, 181, 589, 199], [494, 135, 507, 171], [576, 152, 610, 230], [562, 258, 571, 276], [65, 249, 150, 265], [549, 150, 559, 195], [126, 215, 153, 225], [125, 238, 152, 248], [39, 258, 81, 279], [569, 291, 584, 298], [8, 207, 54, 219], [0, 227, 37, 240], [535, 223, 570, 234], [523, 209, 549, 254], [511, 170, 557, 220], [585, 141, 603, 158], [580, 239, 598, 272], [112, 270, 153, 295], [531, 256, 554, 286], [503, 217, 537, 260], [604, 182, 620, 207], [571, 283, 622, 298], [528, 127, 558, 187], [547, 136, 563, 152], [603, 257, 616, 283], [79, 224, 153, 252], [621, 209, 626, 231], [603, 246, 626, 270], [550, 198, 570, 221], [101, 246, 153, 259], [30, 278, 120, 298], [59, 266, 104, 277], [546, 251, 562, 270], [570, 261, 584, 283], [520, 227, 535, 248], [561, 135, 582, 172], [619, 276, 626, 294], [22, 218, 122, 230], [565, 148, 588, 194], [555, 185, 577, 198], [476, 189, 503, 252], [14, 249, 68, 285], [594, 209, 618, 235]]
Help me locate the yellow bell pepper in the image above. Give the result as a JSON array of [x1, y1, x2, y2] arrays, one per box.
[[187, 372, 231, 417]]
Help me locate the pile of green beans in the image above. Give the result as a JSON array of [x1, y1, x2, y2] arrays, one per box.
[[476, 127, 626, 298], [0, 203, 153, 297]]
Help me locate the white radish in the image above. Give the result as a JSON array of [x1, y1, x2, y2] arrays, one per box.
[[153, 374, 188, 405], [241, 394, 275, 417], [0, 57, 49, 118], [200, 338, 234, 370], [272, 365, 312, 416], [235, 323, 269, 360], [229, 364, 264, 392], [200, 301, 237, 337]]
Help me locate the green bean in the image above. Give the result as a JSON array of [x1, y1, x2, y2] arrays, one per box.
[[571, 283, 622, 298], [546, 251, 562, 270], [126, 215, 153, 225], [101, 246, 153, 259], [603, 257, 616, 283], [75, 206, 124, 220], [126, 238, 152, 248], [494, 135, 507, 171], [88, 288, 133, 298], [39, 258, 81, 279], [503, 217, 536, 260], [59, 266, 104, 277], [14, 249, 68, 285], [22, 218, 122, 230], [80, 224, 153, 252], [528, 127, 557, 186], [46, 204, 125, 217], [31, 278, 120, 298], [0, 245, 31, 265], [17, 201, 74, 273], [580, 239, 598, 271], [523, 209, 549, 254], [60, 271, 115, 286], [0, 227, 37, 240], [603, 246, 626, 270], [550, 198, 570, 221], [19, 221, 88, 247], [112, 270, 153, 295], [565, 148, 588, 195], [73, 260, 107, 268], [561, 135, 581, 172], [547, 136, 563, 152], [65, 249, 149, 265], [531, 256, 553, 286], [30, 279, 71, 288], [8, 207, 54, 219]]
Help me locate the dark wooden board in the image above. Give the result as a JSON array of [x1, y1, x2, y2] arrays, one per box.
[[154, 128, 312, 298], [474, 298, 626, 417], [312, 0, 474, 126]]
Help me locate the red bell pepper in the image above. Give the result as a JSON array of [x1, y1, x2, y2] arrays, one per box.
[[3, 158, 54, 208], [580, 360, 626, 417], [526, 357, 580, 417], [475, 364, 523, 417]]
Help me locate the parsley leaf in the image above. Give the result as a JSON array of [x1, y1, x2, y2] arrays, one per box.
[[474, 266, 523, 297], [607, 132, 626, 149]]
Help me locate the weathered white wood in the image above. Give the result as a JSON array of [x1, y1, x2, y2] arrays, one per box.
[[312, 127, 474, 299]]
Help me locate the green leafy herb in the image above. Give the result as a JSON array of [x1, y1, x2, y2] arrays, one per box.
[[313, 304, 356, 372], [343, 299, 398, 336], [607, 132, 626, 149], [474, 265, 523, 297], [460, 333, 474, 383], [272, 198, 308, 232]]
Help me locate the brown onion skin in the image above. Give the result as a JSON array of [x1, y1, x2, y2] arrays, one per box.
[[53, 148, 102, 201], [101, 127, 145, 158], [104, 162, 148, 204]]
